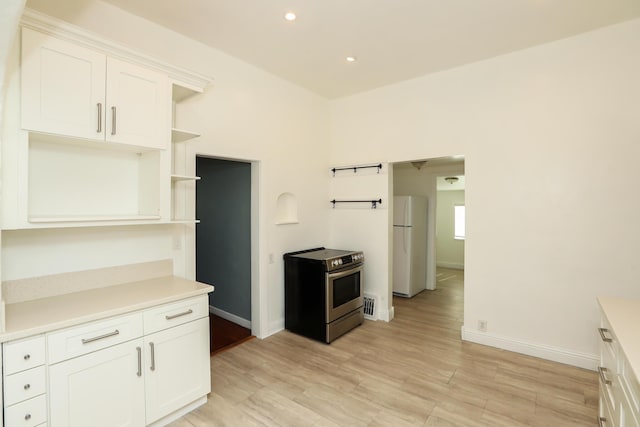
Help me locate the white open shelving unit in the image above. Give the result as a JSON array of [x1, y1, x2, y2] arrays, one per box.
[[1, 10, 212, 231], [170, 82, 203, 224]]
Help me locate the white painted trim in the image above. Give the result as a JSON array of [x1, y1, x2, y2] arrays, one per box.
[[20, 8, 212, 89], [148, 396, 207, 427], [209, 306, 251, 329], [379, 306, 394, 322], [268, 319, 284, 337], [461, 326, 599, 371], [436, 262, 464, 270]]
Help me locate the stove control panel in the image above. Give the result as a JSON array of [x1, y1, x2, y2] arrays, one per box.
[[326, 252, 364, 271]]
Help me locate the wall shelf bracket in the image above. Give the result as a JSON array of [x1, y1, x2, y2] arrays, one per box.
[[330, 199, 383, 209], [331, 163, 382, 176]]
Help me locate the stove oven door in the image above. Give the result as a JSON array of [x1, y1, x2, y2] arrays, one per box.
[[325, 264, 364, 322]]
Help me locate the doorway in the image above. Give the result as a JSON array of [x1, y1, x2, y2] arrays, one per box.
[[196, 156, 253, 352], [391, 157, 465, 315]]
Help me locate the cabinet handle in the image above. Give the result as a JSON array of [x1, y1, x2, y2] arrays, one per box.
[[24, 414, 31, 421], [97, 102, 102, 133], [136, 346, 142, 377], [150, 342, 155, 371], [23, 354, 31, 361], [599, 416, 607, 427], [165, 309, 193, 320], [23, 383, 31, 390], [598, 328, 613, 343], [81, 329, 120, 344], [598, 367, 612, 385], [111, 106, 117, 135]]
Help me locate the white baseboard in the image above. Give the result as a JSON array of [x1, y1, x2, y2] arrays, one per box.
[[378, 306, 393, 322], [268, 319, 284, 338], [436, 262, 464, 270], [148, 396, 207, 427], [209, 306, 251, 329], [461, 326, 599, 371]]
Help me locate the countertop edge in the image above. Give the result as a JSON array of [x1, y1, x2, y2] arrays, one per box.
[[0, 278, 214, 343]]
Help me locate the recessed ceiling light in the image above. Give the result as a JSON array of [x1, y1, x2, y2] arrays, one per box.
[[284, 12, 296, 21], [346, 56, 357, 63]]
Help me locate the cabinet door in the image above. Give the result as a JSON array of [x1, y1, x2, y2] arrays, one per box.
[[21, 28, 106, 141], [48, 339, 145, 427], [106, 58, 168, 150], [144, 317, 210, 424]]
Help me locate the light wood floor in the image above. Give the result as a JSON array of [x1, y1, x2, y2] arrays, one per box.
[[169, 268, 598, 426]]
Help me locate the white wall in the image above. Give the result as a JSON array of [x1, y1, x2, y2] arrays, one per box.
[[328, 164, 392, 319], [436, 190, 465, 269], [329, 18, 640, 367], [2, 0, 331, 338]]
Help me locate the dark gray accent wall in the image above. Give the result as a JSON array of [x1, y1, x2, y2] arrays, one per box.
[[196, 157, 251, 322]]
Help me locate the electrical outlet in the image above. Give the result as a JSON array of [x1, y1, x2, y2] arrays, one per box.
[[478, 320, 487, 332], [269, 253, 274, 264], [173, 235, 182, 250]]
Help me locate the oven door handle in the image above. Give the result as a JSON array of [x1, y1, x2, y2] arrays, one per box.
[[327, 264, 363, 279]]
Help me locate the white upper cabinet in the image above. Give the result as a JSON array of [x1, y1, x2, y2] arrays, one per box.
[[21, 27, 106, 141], [21, 27, 168, 151], [105, 58, 167, 149]]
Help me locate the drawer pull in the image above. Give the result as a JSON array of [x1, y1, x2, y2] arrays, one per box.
[[150, 342, 156, 371], [81, 329, 120, 344], [165, 309, 193, 320], [598, 366, 612, 385], [25, 414, 31, 421], [23, 354, 31, 360], [599, 416, 607, 427], [598, 328, 613, 343], [23, 383, 31, 390], [136, 346, 142, 377]]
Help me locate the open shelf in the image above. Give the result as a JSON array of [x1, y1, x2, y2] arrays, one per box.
[[171, 175, 201, 182], [27, 138, 162, 224], [170, 219, 201, 224], [172, 83, 202, 103], [29, 214, 162, 223], [171, 128, 200, 143]]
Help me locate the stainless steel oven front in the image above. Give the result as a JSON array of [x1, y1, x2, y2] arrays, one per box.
[[326, 263, 363, 323]]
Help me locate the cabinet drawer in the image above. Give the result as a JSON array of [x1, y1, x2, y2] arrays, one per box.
[[620, 385, 640, 427], [48, 312, 143, 364], [4, 366, 46, 406], [599, 318, 618, 369], [143, 295, 208, 334], [599, 379, 618, 427], [621, 353, 640, 415], [4, 394, 47, 427], [3, 336, 45, 375]]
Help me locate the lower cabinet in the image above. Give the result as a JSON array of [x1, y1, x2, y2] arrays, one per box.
[[2, 295, 210, 427], [144, 317, 211, 424], [49, 339, 146, 427], [598, 304, 640, 427]]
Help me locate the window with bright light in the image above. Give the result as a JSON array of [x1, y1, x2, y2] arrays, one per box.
[[454, 205, 465, 240]]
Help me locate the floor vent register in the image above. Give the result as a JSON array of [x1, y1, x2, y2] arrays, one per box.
[[363, 294, 377, 320]]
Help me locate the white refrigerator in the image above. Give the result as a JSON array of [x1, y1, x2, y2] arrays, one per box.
[[393, 196, 428, 297]]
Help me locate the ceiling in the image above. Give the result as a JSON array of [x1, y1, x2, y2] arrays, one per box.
[[100, 0, 640, 99]]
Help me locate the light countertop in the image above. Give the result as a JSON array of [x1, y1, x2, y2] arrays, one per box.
[[598, 297, 640, 381], [1, 276, 213, 343]]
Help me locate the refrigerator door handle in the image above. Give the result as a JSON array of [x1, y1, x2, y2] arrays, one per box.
[[404, 199, 410, 227], [404, 226, 409, 254]]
